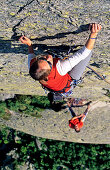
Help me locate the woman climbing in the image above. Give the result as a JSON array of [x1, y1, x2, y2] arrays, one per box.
[[68, 99, 91, 132]]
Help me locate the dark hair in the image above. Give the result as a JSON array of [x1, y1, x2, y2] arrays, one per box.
[[75, 129, 80, 133], [74, 125, 80, 133], [29, 59, 51, 81]]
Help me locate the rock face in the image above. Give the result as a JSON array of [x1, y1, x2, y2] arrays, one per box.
[[0, 101, 110, 144], [0, 0, 110, 143]]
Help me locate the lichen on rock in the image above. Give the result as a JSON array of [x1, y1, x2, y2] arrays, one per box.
[[0, 0, 110, 143]]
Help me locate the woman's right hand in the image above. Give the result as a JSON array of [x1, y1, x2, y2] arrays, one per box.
[[19, 35, 32, 46], [89, 23, 101, 37]]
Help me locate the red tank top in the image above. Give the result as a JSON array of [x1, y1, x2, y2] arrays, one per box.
[[69, 118, 83, 129], [41, 58, 72, 92]]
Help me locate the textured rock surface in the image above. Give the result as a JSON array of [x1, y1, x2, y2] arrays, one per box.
[[0, 0, 110, 143], [0, 101, 110, 144]]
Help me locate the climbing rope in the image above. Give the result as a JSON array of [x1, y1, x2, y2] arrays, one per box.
[[87, 66, 110, 85]]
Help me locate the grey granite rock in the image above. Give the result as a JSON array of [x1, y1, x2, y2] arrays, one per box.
[[0, 0, 110, 143]]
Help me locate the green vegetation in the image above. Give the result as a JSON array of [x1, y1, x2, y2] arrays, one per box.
[[0, 95, 50, 119], [0, 127, 110, 170], [0, 102, 11, 120]]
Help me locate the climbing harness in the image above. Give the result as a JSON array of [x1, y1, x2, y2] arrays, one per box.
[[42, 78, 82, 102]]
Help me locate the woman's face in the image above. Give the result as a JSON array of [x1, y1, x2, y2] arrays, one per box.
[[75, 124, 80, 132]]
